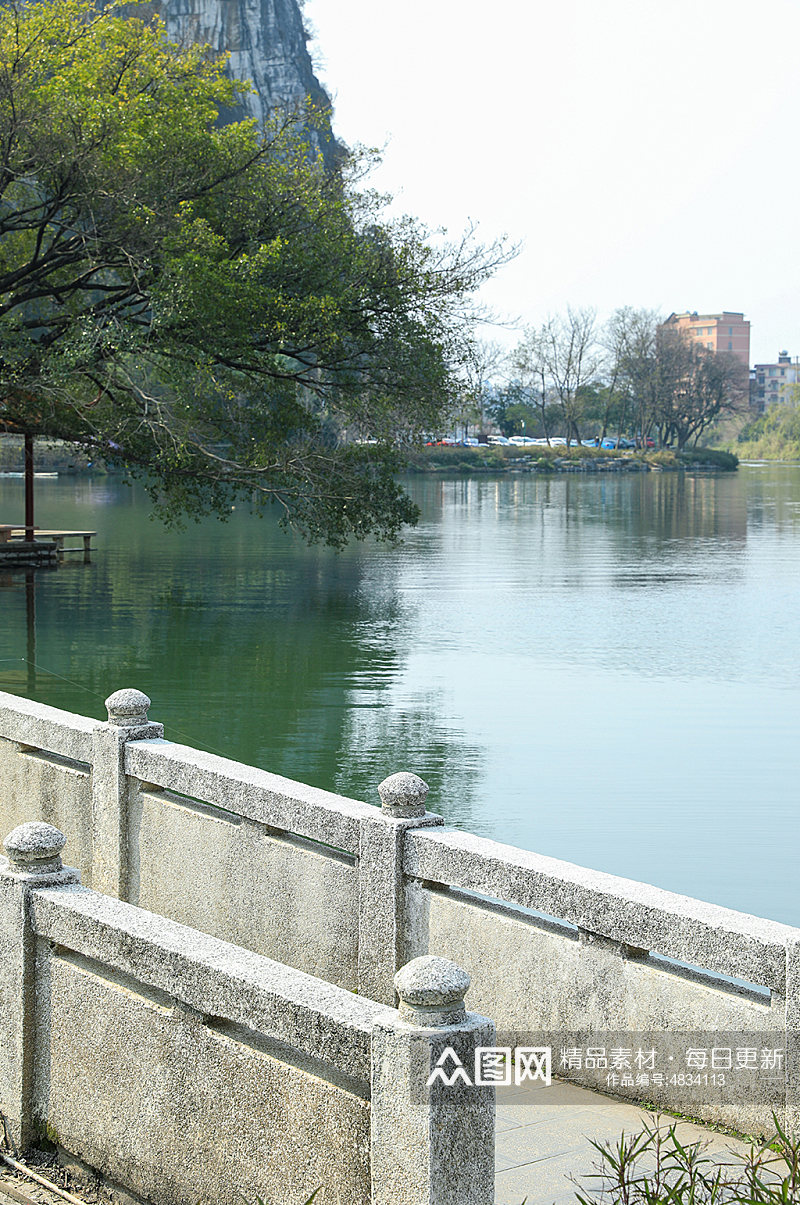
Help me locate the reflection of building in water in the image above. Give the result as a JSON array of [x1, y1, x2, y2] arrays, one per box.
[[751, 351, 800, 412], [663, 311, 750, 367]]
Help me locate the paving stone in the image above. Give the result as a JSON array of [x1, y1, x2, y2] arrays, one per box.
[[494, 1078, 753, 1204]]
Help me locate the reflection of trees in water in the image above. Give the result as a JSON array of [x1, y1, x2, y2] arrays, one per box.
[[5, 469, 781, 814], [0, 568, 43, 698], [0, 489, 487, 804], [333, 698, 486, 830], [740, 465, 800, 533], [412, 471, 748, 550], [24, 555, 393, 785], [552, 472, 748, 548]]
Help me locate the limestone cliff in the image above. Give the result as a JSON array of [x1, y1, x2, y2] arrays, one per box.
[[131, 0, 336, 154]]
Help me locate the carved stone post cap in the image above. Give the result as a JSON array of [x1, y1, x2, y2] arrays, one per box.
[[378, 771, 429, 818], [105, 688, 151, 727], [395, 955, 470, 1025], [4, 821, 66, 874]]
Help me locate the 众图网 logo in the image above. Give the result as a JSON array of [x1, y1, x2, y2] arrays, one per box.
[[426, 1046, 551, 1088]]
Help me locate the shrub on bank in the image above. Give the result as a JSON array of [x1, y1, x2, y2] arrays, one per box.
[[678, 448, 739, 470], [735, 434, 800, 461], [404, 445, 507, 471], [405, 444, 621, 471], [569, 1115, 800, 1205], [406, 444, 738, 473]]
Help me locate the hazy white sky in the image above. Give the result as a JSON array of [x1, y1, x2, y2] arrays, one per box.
[[303, 0, 800, 365]]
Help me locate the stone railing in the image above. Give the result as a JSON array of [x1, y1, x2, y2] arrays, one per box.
[[1, 687, 797, 1136], [0, 821, 494, 1205]]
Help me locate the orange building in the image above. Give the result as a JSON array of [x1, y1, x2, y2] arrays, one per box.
[[663, 311, 751, 367]]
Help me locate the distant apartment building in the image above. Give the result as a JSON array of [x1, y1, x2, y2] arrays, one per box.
[[663, 311, 751, 368], [752, 351, 800, 411]]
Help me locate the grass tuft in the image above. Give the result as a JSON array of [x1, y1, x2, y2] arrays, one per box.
[[570, 1114, 800, 1205]]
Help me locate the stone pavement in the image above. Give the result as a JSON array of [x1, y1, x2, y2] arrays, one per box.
[[495, 1078, 750, 1205], [0, 1083, 754, 1205]]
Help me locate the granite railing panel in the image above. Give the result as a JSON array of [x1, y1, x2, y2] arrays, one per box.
[[0, 739, 92, 882], [402, 828, 794, 990], [3, 687, 800, 1134], [129, 783, 361, 988], [122, 734, 370, 986], [404, 879, 786, 1135], [0, 694, 95, 762], [402, 829, 800, 1133], [0, 823, 495, 1205], [124, 738, 373, 852], [0, 695, 95, 880]]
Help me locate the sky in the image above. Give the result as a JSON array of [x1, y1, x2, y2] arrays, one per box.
[[303, 0, 800, 367]]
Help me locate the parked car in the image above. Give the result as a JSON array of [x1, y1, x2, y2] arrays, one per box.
[[601, 437, 618, 449], [618, 438, 636, 449], [488, 435, 512, 446]]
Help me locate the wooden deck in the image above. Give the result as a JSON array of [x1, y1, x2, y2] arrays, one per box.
[[0, 527, 96, 562]]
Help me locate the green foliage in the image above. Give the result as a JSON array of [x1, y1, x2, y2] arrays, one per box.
[[0, 0, 506, 545], [405, 445, 506, 471], [735, 400, 800, 460], [648, 449, 680, 467], [677, 448, 738, 470], [573, 1115, 800, 1205], [484, 384, 545, 437], [649, 448, 738, 471]]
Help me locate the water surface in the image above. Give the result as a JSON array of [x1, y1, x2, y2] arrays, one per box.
[[1, 464, 798, 924]]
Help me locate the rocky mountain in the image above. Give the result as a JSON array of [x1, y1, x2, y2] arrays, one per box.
[[134, 0, 337, 154]]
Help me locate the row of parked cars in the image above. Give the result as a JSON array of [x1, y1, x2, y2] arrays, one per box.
[[488, 435, 656, 450], [425, 435, 656, 450]]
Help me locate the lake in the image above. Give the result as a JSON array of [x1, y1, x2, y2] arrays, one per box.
[[1, 463, 798, 926]]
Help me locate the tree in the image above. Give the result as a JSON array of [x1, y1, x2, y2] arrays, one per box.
[[604, 307, 662, 443], [602, 308, 746, 450], [656, 335, 747, 450], [508, 328, 557, 443], [511, 308, 599, 446], [0, 0, 507, 544], [455, 338, 505, 438]]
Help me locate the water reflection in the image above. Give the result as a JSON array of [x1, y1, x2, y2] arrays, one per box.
[[1, 466, 799, 925]]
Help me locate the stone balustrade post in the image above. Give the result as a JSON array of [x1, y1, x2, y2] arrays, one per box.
[[0, 822, 80, 1152], [91, 689, 163, 898], [784, 939, 800, 1133], [358, 773, 444, 1005], [370, 955, 495, 1205]]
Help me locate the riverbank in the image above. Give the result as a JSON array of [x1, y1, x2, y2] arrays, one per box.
[[405, 445, 738, 474], [0, 437, 102, 475], [0, 437, 738, 478]]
